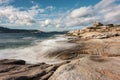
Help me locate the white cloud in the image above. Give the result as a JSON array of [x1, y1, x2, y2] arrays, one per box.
[[95, 0, 116, 9], [41, 19, 51, 27], [0, 0, 12, 5], [40, 18, 62, 28], [0, 0, 56, 28], [60, 0, 120, 27], [46, 6, 55, 10], [0, 6, 35, 26], [103, 7, 120, 24], [70, 6, 93, 18], [0, 0, 120, 30], [41, 0, 120, 28], [0, 3, 46, 26]]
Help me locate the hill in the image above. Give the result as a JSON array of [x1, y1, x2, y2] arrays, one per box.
[[0, 26, 41, 33]]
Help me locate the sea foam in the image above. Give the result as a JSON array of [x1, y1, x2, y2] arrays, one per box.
[[0, 35, 76, 64]]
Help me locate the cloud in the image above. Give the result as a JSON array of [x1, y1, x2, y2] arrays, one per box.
[[103, 6, 120, 23], [70, 6, 93, 18], [0, 0, 120, 30], [41, 19, 51, 27], [95, 0, 120, 24], [46, 6, 55, 10], [41, 0, 120, 28], [95, 0, 116, 9], [0, 0, 56, 27], [0, 2, 46, 26], [40, 18, 62, 28], [60, 0, 120, 27], [0, 0, 12, 5], [0, 6, 35, 26]]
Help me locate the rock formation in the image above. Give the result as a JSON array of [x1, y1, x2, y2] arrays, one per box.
[[48, 22, 120, 80], [0, 59, 63, 80], [0, 22, 120, 80], [49, 56, 120, 80], [67, 22, 120, 39], [93, 21, 104, 27]]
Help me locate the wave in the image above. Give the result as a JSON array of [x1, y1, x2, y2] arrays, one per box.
[[0, 35, 76, 64]]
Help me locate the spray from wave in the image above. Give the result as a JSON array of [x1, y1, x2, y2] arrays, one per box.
[[0, 35, 76, 64]]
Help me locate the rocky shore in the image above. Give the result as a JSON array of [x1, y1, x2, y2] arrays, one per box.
[[0, 22, 120, 80], [0, 59, 70, 80]]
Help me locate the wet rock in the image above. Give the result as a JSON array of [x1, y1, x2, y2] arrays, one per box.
[[0, 59, 25, 65], [0, 59, 61, 80]]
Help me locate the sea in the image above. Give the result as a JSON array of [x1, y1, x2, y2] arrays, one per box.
[[0, 32, 76, 64]]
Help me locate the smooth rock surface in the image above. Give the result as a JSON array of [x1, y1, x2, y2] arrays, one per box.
[[49, 56, 120, 80]]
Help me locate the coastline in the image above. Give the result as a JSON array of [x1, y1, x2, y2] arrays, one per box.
[[0, 22, 120, 80]]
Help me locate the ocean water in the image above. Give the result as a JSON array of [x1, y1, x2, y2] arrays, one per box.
[[0, 32, 76, 64]]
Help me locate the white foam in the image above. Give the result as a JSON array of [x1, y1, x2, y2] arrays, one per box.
[[0, 35, 76, 64]]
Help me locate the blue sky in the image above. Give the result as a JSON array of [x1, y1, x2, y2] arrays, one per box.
[[0, 0, 120, 31], [12, 0, 99, 9]]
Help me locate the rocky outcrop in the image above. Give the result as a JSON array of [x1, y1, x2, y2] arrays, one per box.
[[45, 36, 120, 60], [49, 56, 120, 80], [0, 59, 65, 80], [93, 21, 104, 27], [1, 55, 119, 80], [0, 22, 120, 80], [67, 22, 120, 39], [47, 23, 120, 80]]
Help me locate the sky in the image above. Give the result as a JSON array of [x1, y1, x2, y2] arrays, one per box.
[[0, 0, 120, 31]]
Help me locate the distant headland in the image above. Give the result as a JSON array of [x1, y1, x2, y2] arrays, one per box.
[[0, 26, 41, 33]]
